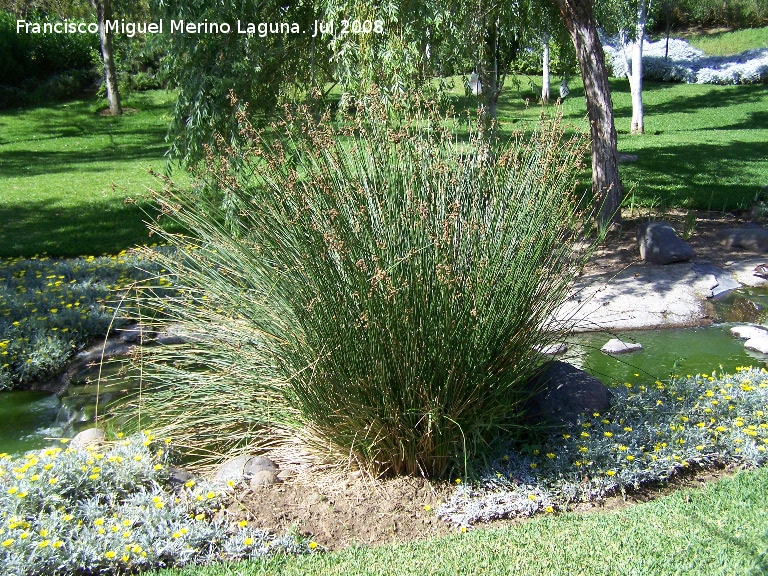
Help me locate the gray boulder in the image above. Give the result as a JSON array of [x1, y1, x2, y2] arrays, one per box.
[[601, 338, 643, 354], [249, 469, 280, 489], [637, 221, 695, 264], [526, 361, 612, 430], [730, 325, 768, 340], [718, 227, 768, 252], [744, 336, 768, 354], [70, 427, 105, 449]]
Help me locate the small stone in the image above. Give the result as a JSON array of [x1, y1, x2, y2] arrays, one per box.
[[744, 337, 768, 354], [213, 455, 250, 483], [117, 323, 147, 343], [533, 343, 568, 356], [730, 325, 768, 340], [601, 339, 643, 354], [636, 221, 695, 264], [168, 467, 194, 490], [70, 427, 105, 449], [250, 470, 279, 488], [244, 456, 278, 476]]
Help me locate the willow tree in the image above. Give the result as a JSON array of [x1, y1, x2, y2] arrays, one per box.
[[548, 0, 622, 226], [156, 0, 330, 166]]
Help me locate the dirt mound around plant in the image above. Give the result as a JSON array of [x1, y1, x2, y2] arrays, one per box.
[[229, 474, 453, 550]]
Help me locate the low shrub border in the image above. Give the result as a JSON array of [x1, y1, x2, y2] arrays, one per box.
[[0, 431, 313, 576], [0, 250, 173, 391], [438, 367, 768, 526]]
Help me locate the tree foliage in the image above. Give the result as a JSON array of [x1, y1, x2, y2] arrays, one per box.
[[155, 0, 330, 166]]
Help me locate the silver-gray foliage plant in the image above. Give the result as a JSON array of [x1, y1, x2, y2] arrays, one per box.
[[603, 35, 768, 84]]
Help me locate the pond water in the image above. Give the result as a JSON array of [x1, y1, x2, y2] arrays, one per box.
[[1, 322, 767, 456]]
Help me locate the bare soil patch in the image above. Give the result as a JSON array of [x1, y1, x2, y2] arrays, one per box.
[[223, 461, 743, 551], [582, 209, 759, 276]]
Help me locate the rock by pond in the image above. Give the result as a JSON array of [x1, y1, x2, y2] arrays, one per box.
[[637, 221, 695, 264], [526, 361, 613, 431], [601, 339, 643, 354]]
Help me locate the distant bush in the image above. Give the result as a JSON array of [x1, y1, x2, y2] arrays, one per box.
[[665, 0, 768, 29], [124, 97, 601, 478], [0, 10, 99, 107]]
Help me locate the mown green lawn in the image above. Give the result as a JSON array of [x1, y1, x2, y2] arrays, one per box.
[[0, 90, 184, 257], [683, 25, 768, 55], [2, 76, 766, 257], [488, 76, 768, 213]]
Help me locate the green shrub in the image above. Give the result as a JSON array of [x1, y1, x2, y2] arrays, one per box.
[[125, 100, 600, 478], [0, 10, 98, 108], [666, 0, 768, 28]]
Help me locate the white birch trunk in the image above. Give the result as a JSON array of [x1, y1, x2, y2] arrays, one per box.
[[542, 32, 550, 104], [630, 0, 649, 134]]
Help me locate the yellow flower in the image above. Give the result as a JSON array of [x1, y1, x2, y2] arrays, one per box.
[[544, 506, 554, 513], [194, 513, 205, 521], [184, 480, 195, 488], [528, 494, 537, 501], [105, 551, 116, 559], [604, 432, 613, 438], [1, 539, 12, 547], [243, 537, 254, 546], [606, 470, 616, 476], [238, 520, 248, 528], [546, 453, 556, 459], [309, 541, 318, 549], [53, 540, 64, 548], [38, 540, 51, 548], [626, 455, 635, 461], [94, 518, 105, 526], [455, 478, 461, 484], [423, 504, 432, 512]]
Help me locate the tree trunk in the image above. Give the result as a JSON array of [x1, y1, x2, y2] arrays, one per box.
[[548, 0, 622, 226], [630, 0, 649, 134], [478, 16, 502, 129], [91, 0, 122, 116], [542, 32, 551, 105]]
